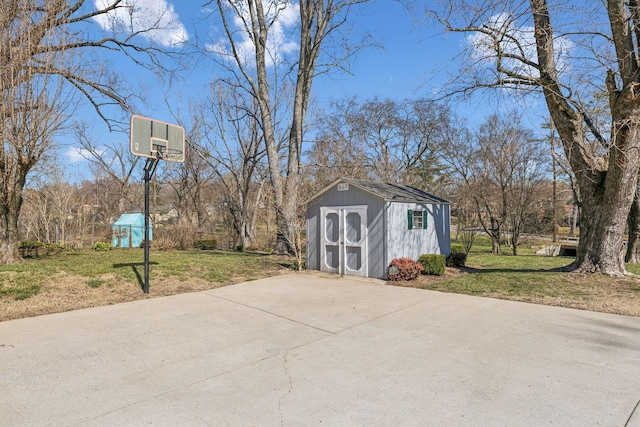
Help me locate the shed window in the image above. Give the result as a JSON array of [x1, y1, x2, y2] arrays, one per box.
[[408, 209, 428, 230]]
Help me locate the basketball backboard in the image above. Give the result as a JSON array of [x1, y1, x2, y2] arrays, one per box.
[[130, 115, 185, 162]]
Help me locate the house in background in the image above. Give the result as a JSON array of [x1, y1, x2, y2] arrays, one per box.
[[150, 204, 179, 225], [112, 213, 152, 248], [306, 178, 451, 279]]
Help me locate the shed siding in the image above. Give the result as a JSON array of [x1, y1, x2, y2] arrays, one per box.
[[385, 202, 451, 263]]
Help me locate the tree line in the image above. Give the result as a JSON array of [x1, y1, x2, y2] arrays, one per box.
[[19, 97, 563, 259]]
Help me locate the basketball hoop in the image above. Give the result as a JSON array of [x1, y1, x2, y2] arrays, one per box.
[[130, 115, 185, 163]]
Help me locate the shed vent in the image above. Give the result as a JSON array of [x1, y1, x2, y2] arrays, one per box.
[[337, 183, 349, 191]]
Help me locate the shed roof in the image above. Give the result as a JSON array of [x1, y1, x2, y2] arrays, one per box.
[[113, 213, 149, 226], [313, 178, 450, 204]]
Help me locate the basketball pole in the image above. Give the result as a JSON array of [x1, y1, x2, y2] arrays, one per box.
[[143, 157, 160, 294]]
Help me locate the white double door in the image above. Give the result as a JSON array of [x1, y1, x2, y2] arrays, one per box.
[[320, 205, 367, 277]]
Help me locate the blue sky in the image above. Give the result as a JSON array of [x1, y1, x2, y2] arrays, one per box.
[[62, 1, 505, 176]]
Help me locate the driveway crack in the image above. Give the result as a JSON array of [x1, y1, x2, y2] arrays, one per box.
[[279, 350, 294, 427], [625, 396, 640, 427]]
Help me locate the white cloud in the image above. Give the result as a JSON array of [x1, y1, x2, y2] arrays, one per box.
[[66, 147, 106, 163], [209, 1, 300, 68], [93, 0, 188, 47], [467, 13, 573, 79]]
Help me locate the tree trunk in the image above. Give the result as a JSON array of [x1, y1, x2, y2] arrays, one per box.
[[490, 236, 501, 255], [570, 205, 578, 236], [0, 210, 22, 264], [573, 190, 627, 275], [273, 208, 294, 255], [625, 181, 640, 263], [568, 102, 640, 275]]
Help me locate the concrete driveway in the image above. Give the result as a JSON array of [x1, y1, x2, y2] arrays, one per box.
[[1, 272, 640, 426]]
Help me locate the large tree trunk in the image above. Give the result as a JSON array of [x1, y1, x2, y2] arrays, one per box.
[[0, 208, 23, 264], [560, 111, 640, 276], [576, 186, 629, 274], [567, 101, 640, 275]]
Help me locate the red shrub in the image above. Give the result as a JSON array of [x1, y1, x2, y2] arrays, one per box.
[[387, 257, 424, 281]]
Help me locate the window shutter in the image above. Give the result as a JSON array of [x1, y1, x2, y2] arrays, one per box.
[[423, 210, 428, 229], [408, 209, 413, 229]]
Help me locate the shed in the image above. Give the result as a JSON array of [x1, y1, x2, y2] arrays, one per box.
[[112, 213, 152, 248], [306, 178, 451, 279]]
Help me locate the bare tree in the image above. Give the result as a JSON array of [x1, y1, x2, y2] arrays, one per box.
[[75, 124, 142, 213], [0, 66, 66, 262], [0, 0, 182, 263], [421, 0, 640, 275], [209, 0, 370, 258], [162, 130, 214, 229], [443, 112, 547, 255], [190, 83, 268, 250], [312, 97, 453, 190]]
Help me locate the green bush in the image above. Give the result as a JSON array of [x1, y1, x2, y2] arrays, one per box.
[[194, 239, 217, 250], [446, 252, 467, 268], [387, 257, 424, 281], [19, 240, 45, 249], [418, 254, 446, 276], [446, 245, 467, 268], [91, 242, 111, 251]]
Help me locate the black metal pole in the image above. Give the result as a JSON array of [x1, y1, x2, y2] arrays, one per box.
[[144, 161, 151, 293], [143, 158, 159, 294]]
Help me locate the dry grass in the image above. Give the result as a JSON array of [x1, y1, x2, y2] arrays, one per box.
[[0, 249, 292, 322], [0, 273, 228, 321]]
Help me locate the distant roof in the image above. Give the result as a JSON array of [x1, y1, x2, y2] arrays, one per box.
[[315, 178, 449, 204]]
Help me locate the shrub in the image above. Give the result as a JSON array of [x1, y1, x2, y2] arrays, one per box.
[[153, 237, 177, 251], [194, 239, 217, 250], [91, 242, 111, 251], [418, 254, 446, 276], [167, 224, 199, 250], [446, 244, 467, 268], [446, 252, 467, 268], [19, 240, 45, 249], [387, 257, 424, 281]]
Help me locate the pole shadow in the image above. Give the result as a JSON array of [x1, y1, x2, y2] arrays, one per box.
[[113, 262, 159, 290]]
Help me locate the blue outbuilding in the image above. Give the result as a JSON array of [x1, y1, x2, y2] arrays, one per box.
[[112, 213, 152, 248]]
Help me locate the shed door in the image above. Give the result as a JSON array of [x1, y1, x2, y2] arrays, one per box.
[[320, 206, 367, 277]]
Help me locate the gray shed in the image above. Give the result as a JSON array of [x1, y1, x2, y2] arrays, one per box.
[[306, 178, 451, 279]]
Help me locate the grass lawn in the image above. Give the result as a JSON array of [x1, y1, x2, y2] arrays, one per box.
[[3, 239, 640, 321], [402, 238, 640, 317], [0, 249, 294, 321]]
